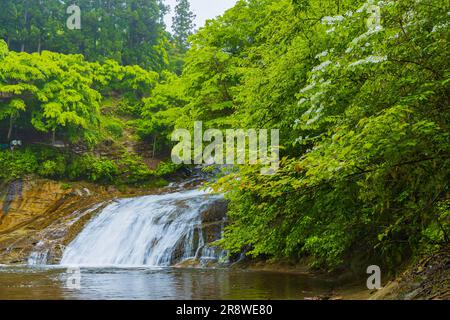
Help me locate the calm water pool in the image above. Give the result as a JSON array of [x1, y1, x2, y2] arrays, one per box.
[[0, 266, 342, 300]]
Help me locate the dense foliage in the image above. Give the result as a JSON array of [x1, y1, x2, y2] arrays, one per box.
[[0, 0, 170, 71], [0, 145, 172, 186], [0, 40, 175, 185], [143, 0, 450, 270], [220, 0, 449, 270], [0, 45, 159, 144]]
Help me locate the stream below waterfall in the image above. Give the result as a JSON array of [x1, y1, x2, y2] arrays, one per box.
[[0, 185, 368, 300], [0, 265, 340, 300]]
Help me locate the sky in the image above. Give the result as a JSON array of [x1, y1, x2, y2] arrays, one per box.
[[163, 0, 238, 32]]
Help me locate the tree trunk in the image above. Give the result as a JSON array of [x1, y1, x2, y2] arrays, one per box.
[[7, 114, 13, 141], [152, 135, 157, 159], [52, 129, 56, 145], [22, 6, 28, 52]]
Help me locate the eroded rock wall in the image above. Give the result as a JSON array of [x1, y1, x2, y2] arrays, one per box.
[[0, 179, 119, 264]]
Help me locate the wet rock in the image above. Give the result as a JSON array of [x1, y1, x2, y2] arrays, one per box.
[[404, 288, 421, 300], [201, 222, 224, 244], [370, 245, 450, 300], [201, 199, 228, 223], [107, 186, 118, 193], [154, 197, 228, 266], [1, 180, 23, 215], [72, 189, 84, 197], [82, 188, 91, 196], [71, 188, 92, 197]]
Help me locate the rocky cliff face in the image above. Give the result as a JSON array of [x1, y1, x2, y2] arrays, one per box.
[[0, 179, 126, 264]]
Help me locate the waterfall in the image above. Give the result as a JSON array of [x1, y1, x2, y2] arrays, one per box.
[[60, 189, 227, 267], [27, 241, 49, 265]]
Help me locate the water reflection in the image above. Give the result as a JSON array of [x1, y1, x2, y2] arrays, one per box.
[[0, 266, 335, 300]]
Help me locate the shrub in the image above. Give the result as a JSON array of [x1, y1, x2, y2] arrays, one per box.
[[155, 161, 181, 176], [103, 117, 124, 138], [90, 158, 119, 182], [38, 159, 66, 178], [65, 156, 89, 181], [0, 150, 38, 180], [117, 152, 153, 184], [60, 183, 72, 190], [67, 155, 119, 183]]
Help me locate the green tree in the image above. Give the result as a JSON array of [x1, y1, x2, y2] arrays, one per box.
[[0, 50, 102, 144], [138, 71, 188, 153], [172, 0, 195, 50]]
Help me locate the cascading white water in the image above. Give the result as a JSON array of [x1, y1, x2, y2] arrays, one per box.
[[27, 241, 49, 265], [60, 189, 226, 267]]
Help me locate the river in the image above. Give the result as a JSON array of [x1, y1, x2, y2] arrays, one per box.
[[0, 265, 338, 300]]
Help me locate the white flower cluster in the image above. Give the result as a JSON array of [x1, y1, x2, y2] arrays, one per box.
[[356, 3, 368, 13], [388, 33, 399, 40], [377, 0, 394, 7], [345, 11, 354, 18], [351, 25, 383, 45], [299, 82, 317, 94], [305, 105, 324, 126], [348, 55, 387, 67], [321, 15, 345, 25], [311, 60, 332, 73], [432, 22, 449, 33], [315, 50, 330, 59], [297, 98, 307, 106]]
